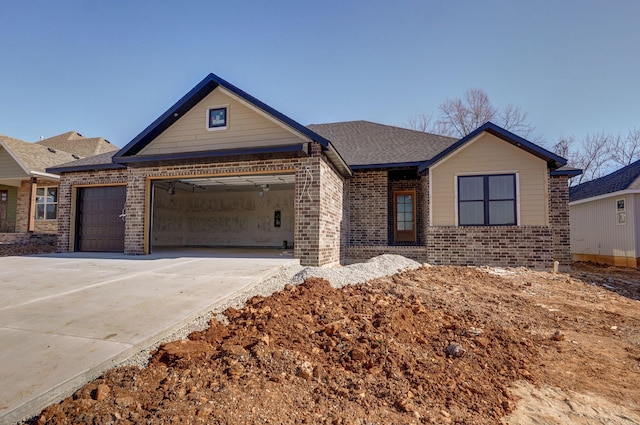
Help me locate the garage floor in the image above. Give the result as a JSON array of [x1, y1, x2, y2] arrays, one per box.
[[0, 248, 298, 424]]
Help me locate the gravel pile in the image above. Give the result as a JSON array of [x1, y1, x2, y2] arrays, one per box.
[[120, 254, 422, 368], [291, 254, 422, 288]]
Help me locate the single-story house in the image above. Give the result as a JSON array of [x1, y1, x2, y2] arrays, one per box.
[[569, 160, 640, 267], [0, 132, 116, 240], [48, 73, 577, 268]]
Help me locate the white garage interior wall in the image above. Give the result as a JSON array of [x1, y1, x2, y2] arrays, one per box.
[[151, 175, 295, 249]]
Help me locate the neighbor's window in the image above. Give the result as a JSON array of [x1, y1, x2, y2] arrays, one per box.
[[207, 106, 227, 130], [458, 174, 516, 226], [394, 191, 416, 242], [35, 187, 57, 220], [617, 198, 627, 225]]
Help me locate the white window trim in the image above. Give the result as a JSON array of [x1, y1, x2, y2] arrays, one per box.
[[206, 104, 229, 131], [453, 171, 520, 226], [616, 197, 627, 226], [35, 186, 58, 221]]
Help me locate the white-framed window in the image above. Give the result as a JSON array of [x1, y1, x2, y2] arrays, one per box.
[[35, 187, 57, 220], [207, 105, 228, 130], [616, 198, 627, 225], [458, 174, 517, 226]]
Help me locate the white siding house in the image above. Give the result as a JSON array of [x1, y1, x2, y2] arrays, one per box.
[[569, 160, 640, 268]]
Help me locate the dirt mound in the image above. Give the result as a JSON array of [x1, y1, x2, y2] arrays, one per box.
[[33, 265, 640, 424]]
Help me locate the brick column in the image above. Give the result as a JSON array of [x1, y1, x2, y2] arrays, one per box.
[[56, 179, 72, 252], [294, 157, 321, 266], [549, 174, 571, 267], [124, 169, 146, 255]]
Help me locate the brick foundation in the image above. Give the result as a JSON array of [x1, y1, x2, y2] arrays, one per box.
[[426, 226, 553, 268], [345, 245, 427, 263], [0, 233, 56, 245]]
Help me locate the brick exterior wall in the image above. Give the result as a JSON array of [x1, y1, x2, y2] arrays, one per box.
[[15, 178, 59, 234], [318, 157, 347, 266], [420, 175, 429, 245], [344, 170, 568, 270], [56, 169, 129, 253], [345, 245, 427, 263], [0, 233, 56, 245], [426, 226, 553, 268], [549, 174, 571, 267], [388, 177, 423, 245], [348, 170, 387, 245], [57, 146, 346, 267]]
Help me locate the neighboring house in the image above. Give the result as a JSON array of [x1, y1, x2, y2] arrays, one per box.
[[569, 160, 640, 267], [0, 132, 116, 237], [48, 73, 577, 268]]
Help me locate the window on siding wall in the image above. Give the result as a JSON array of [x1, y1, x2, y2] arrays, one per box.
[[35, 187, 57, 220], [394, 191, 416, 242], [458, 174, 516, 226]]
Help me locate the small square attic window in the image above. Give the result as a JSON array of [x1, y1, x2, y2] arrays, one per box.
[[207, 106, 227, 130]]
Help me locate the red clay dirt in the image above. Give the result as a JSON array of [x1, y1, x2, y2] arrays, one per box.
[[27, 261, 640, 424]]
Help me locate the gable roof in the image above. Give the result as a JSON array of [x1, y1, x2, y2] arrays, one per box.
[[113, 73, 351, 176], [307, 121, 457, 168], [0, 135, 80, 178], [418, 122, 568, 173], [569, 159, 640, 202], [37, 131, 118, 157]]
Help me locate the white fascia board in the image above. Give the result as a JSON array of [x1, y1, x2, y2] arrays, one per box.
[[569, 189, 640, 206]]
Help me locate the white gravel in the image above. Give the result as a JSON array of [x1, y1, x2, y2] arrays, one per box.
[[291, 254, 422, 288], [119, 254, 422, 368]]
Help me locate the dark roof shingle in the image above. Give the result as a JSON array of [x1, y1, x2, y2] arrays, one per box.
[[307, 121, 457, 167], [569, 159, 640, 202]]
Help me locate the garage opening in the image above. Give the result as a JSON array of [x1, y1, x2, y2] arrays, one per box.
[[76, 186, 126, 252], [150, 174, 295, 251]]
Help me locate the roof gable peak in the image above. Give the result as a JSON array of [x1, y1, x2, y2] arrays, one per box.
[[419, 121, 567, 173]]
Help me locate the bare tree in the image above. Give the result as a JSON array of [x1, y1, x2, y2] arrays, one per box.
[[436, 89, 496, 137], [407, 88, 535, 139], [570, 133, 614, 185], [405, 114, 435, 133], [500, 104, 534, 138], [611, 128, 640, 167], [551, 136, 574, 159]]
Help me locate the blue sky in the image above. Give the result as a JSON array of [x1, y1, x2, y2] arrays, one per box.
[[1, 0, 638, 149]]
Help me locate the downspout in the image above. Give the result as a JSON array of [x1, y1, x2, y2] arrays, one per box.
[[28, 177, 36, 232]]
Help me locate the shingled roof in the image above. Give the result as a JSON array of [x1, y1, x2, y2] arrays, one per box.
[[569, 159, 640, 202], [36, 131, 118, 157], [0, 135, 79, 176], [48, 151, 125, 173], [307, 121, 457, 168]]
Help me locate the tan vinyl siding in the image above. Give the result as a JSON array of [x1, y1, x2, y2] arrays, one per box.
[[0, 148, 28, 179], [570, 194, 636, 263], [430, 133, 548, 226], [140, 88, 306, 155]]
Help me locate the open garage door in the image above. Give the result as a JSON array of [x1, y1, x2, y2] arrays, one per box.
[[76, 186, 126, 252], [151, 174, 295, 251]]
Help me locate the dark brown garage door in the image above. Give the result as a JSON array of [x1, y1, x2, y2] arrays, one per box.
[[76, 186, 126, 252]]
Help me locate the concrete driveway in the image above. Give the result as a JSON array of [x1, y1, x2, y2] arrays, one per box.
[[0, 249, 298, 424]]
